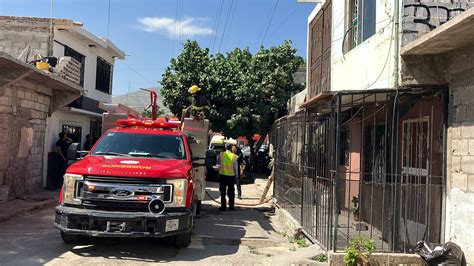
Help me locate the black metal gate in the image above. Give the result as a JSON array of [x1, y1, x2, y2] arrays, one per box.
[[271, 89, 447, 253]]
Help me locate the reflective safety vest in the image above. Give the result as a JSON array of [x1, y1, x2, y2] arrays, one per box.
[[219, 151, 237, 176]]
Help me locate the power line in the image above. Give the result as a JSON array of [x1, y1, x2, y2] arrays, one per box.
[[260, 0, 280, 47], [122, 62, 156, 86], [219, 0, 238, 52], [172, 0, 179, 57], [211, 0, 224, 53], [265, 4, 298, 41], [217, 0, 235, 53]]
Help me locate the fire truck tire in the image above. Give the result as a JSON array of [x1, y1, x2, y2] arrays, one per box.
[[175, 232, 192, 248], [60, 232, 81, 244]]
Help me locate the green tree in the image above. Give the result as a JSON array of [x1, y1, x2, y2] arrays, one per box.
[[141, 107, 164, 118], [162, 40, 304, 163], [161, 40, 212, 118], [228, 41, 304, 156]]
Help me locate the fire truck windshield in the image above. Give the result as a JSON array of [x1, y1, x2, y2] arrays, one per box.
[[91, 132, 186, 160]]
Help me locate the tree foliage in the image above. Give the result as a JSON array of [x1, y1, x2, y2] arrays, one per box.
[[141, 107, 164, 118], [161, 40, 304, 143]]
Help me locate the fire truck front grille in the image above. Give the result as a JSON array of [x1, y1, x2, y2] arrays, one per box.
[[81, 200, 150, 212], [78, 176, 173, 212]]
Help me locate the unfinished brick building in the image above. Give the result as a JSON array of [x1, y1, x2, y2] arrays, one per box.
[[0, 52, 81, 200]]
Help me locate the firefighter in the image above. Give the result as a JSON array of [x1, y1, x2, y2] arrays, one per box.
[[218, 143, 239, 211], [181, 85, 210, 120]]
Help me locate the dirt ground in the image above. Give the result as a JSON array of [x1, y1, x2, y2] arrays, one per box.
[[0, 177, 318, 265]]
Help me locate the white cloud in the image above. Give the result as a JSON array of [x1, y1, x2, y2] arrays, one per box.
[[137, 17, 213, 38]]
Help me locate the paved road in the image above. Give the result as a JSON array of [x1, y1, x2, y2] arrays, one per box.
[[0, 180, 297, 265]]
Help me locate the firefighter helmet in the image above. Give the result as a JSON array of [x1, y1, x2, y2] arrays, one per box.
[[188, 85, 201, 94]]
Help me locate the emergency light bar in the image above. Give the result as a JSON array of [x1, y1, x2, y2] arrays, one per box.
[[116, 119, 180, 129]]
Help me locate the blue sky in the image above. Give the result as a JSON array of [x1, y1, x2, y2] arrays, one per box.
[[0, 0, 315, 96]]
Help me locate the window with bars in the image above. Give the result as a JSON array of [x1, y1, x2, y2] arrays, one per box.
[[402, 118, 430, 177], [96, 57, 112, 94]]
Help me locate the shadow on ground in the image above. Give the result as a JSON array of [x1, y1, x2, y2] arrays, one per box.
[[0, 182, 278, 264]]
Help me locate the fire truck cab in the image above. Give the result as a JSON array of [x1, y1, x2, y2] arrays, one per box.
[[54, 104, 209, 248]]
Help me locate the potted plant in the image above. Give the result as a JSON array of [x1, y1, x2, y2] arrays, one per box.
[[351, 196, 360, 221]]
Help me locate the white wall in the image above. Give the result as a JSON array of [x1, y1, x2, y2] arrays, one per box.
[[42, 110, 92, 185], [331, 0, 397, 91], [53, 29, 116, 103]]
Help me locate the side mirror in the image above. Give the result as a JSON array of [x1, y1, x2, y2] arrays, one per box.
[[192, 162, 205, 167], [192, 156, 205, 168], [192, 156, 204, 161], [205, 149, 217, 167], [67, 143, 80, 161]]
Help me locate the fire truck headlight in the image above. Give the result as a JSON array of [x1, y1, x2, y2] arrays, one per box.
[[62, 174, 83, 205], [167, 179, 187, 207]]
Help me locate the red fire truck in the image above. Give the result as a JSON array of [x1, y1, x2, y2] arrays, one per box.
[[54, 100, 209, 248]]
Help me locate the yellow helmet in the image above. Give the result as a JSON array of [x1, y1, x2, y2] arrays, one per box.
[[188, 85, 201, 94]]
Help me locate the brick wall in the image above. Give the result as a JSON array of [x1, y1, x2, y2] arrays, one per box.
[[0, 16, 75, 61], [402, 0, 472, 46], [0, 78, 52, 198], [445, 47, 474, 263]]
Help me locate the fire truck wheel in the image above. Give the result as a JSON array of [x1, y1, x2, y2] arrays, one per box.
[[175, 232, 192, 248], [60, 232, 81, 244]]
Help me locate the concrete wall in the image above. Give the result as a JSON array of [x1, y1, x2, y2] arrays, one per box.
[[0, 16, 74, 60], [400, 1, 472, 86], [402, 0, 472, 47], [331, 0, 396, 91], [0, 79, 52, 198], [445, 47, 474, 263]]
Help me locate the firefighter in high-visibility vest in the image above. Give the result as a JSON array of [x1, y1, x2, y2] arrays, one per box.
[[217, 143, 239, 211]]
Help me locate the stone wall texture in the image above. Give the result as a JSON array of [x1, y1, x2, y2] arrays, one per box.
[[402, 0, 473, 46], [445, 47, 474, 264], [0, 16, 74, 61], [0, 78, 52, 198]]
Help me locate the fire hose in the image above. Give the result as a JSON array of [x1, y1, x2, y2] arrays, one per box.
[[205, 191, 273, 207]]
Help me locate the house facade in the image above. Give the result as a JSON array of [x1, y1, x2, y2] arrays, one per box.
[[0, 16, 125, 189], [272, 0, 474, 262]]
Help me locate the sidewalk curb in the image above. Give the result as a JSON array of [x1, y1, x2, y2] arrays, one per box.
[[0, 198, 57, 223]]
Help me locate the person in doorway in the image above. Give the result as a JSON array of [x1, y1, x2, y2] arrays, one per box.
[[55, 132, 72, 189], [83, 134, 93, 151], [217, 143, 239, 211], [232, 144, 243, 199]]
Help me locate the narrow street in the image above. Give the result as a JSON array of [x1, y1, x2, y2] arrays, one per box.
[[0, 179, 305, 265]]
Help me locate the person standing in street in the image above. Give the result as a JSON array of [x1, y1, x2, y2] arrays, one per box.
[[232, 145, 243, 199], [218, 143, 239, 211], [55, 132, 72, 189]]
